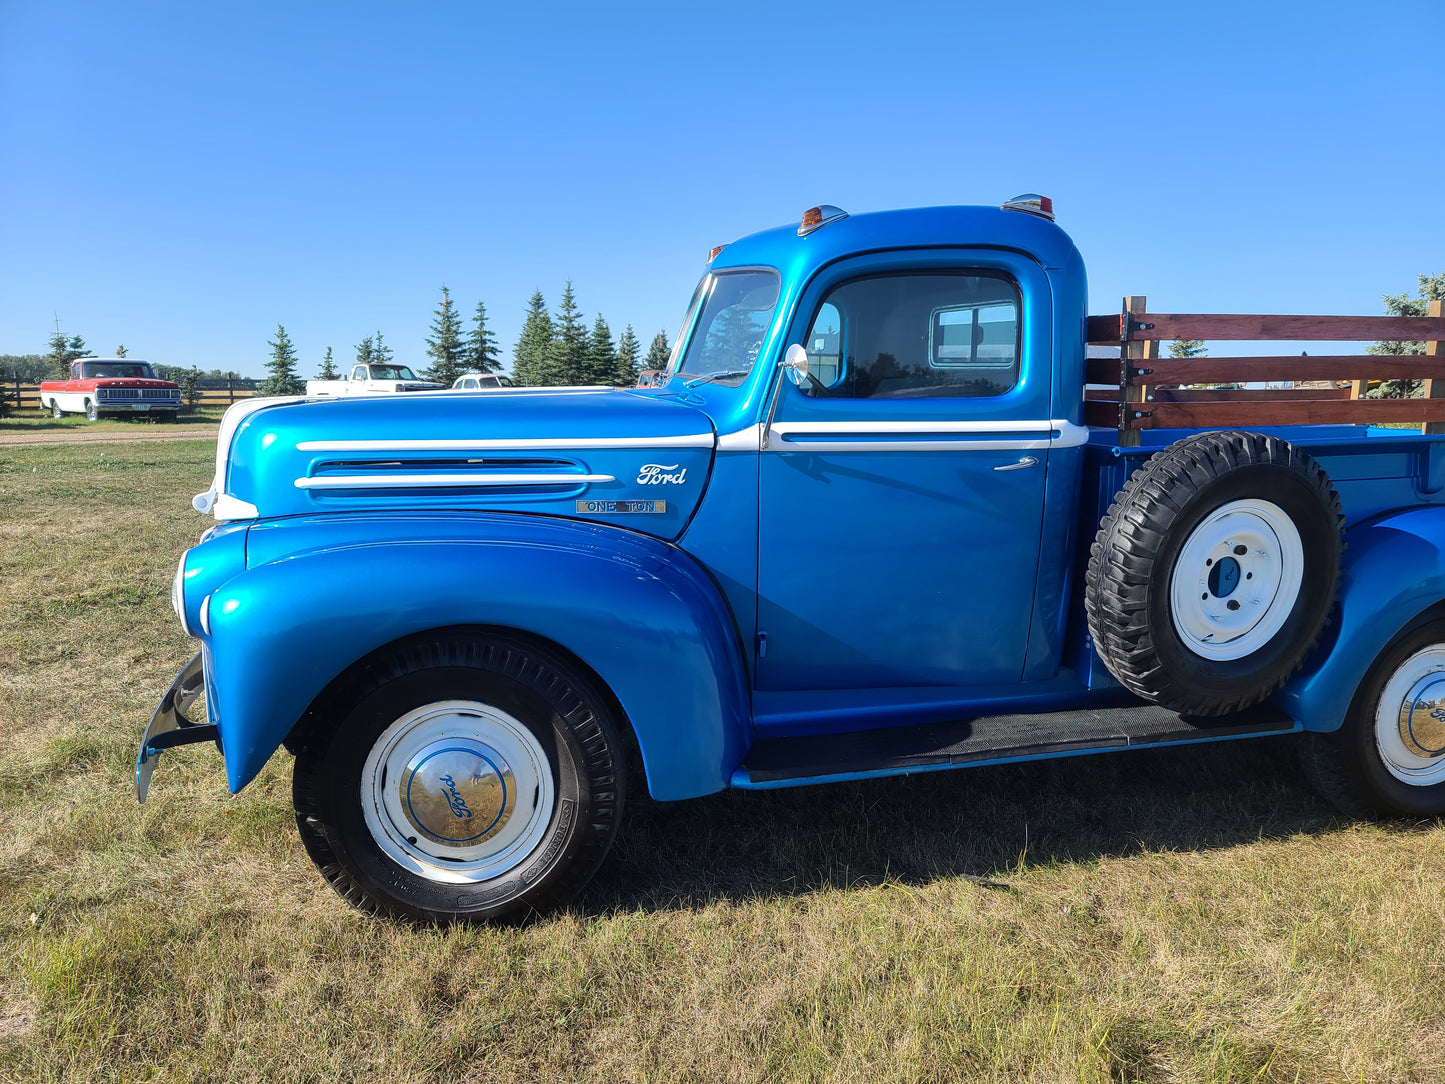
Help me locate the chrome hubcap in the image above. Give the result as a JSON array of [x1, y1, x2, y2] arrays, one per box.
[[400, 740, 516, 845], [362, 700, 555, 884], [1377, 649, 1445, 786]]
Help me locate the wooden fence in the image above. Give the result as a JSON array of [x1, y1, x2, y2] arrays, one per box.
[[1084, 297, 1445, 444], [2, 376, 259, 413]]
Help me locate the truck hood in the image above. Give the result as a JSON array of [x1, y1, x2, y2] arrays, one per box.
[[198, 388, 718, 540]]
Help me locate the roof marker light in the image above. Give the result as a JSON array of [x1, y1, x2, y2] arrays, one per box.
[[798, 204, 848, 236], [1002, 194, 1055, 221], [707, 244, 727, 262]]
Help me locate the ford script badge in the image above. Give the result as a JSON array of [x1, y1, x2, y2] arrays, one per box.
[[637, 463, 687, 485]]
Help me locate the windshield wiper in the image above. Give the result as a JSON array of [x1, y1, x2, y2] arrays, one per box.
[[683, 370, 752, 388]]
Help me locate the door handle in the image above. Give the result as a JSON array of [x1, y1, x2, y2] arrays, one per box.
[[994, 456, 1039, 472]]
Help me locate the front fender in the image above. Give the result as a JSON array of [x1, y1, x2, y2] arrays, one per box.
[[1280, 507, 1445, 730], [206, 513, 751, 800]]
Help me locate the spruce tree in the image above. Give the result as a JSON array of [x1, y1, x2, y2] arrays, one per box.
[[258, 324, 304, 396], [46, 327, 70, 380], [46, 322, 88, 379], [644, 330, 671, 374], [424, 285, 467, 384], [318, 346, 338, 379], [355, 336, 374, 370], [372, 331, 394, 368], [1167, 339, 1206, 358], [544, 281, 589, 385], [115, 344, 127, 357], [511, 291, 554, 386], [1367, 272, 1445, 398], [467, 301, 501, 374], [585, 315, 616, 385], [179, 366, 203, 409], [614, 324, 641, 387]]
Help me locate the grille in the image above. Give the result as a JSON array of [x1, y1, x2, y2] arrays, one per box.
[[99, 388, 179, 400]]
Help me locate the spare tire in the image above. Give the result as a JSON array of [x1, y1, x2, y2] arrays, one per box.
[[1085, 430, 1342, 716]]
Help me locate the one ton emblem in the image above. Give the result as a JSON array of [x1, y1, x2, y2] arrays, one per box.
[[637, 463, 687, 485]]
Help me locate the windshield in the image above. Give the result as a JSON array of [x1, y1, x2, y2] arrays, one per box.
[[371, 365, 419, 381], [81, 361, 156, 379], [668, 270, 780, 385]]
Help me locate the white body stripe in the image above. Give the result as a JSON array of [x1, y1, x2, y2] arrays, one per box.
[[766, 418, 1089, 452], [295, 435, 714, 452], [715, 425, 763, 451], [294, 473, 615, 491]]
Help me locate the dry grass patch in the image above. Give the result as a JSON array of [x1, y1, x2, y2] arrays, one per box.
[[2, 440, 1444, 1082]]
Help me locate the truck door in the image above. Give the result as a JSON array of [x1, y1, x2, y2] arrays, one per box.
[[757, 249, 1055, 692]]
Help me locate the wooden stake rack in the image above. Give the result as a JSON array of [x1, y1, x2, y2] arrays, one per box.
[[1084, 297, 1445, 445]]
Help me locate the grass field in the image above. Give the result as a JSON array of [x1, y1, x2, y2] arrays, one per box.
[[0, 404, 226, 435], [2, 440, 1443, 1083]]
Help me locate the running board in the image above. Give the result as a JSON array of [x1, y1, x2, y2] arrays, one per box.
[[733, 702, 1298, 788]]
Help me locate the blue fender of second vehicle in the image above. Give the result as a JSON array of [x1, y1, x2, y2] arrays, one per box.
[[202, 513, 751, 800], [1281, 506, 1445, 730]]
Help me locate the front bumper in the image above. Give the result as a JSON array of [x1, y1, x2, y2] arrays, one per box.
[[135, 652, 220, 801]]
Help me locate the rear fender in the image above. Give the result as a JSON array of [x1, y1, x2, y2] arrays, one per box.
[[206, 513, 750, 799], [1281, 506, 1445, 730]]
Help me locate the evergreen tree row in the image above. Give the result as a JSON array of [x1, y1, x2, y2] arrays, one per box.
[[423, 286, 501, 385], [510, 281, 669, 387]]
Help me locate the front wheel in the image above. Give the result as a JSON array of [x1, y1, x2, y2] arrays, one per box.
[[1302, 619, 1445, 818], [85, 399, 99, 421], [292, 631, 625, 923], [50, 399, 63, 419]]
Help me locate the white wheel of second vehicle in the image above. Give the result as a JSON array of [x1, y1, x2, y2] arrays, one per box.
[[1168, 498, 1304, 661], [1373, 645, 1445, 787], [360, 699, 555, 885]]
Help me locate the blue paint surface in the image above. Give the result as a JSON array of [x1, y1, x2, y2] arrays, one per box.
[[167, 203, 1445, 803]]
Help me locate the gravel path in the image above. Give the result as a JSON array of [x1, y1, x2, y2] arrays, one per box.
[[0, 427, 219, 447]]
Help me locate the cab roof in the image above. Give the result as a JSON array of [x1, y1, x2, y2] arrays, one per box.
[[709, 204, 1083, 280]]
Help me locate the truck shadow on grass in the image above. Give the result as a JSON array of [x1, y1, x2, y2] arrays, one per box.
[[582, 734, 1358, 914]]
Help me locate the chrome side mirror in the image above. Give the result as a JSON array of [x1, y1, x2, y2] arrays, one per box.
[[783, 343, 810, 386]]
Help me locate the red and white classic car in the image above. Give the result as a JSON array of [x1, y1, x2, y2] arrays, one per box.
[[39, 358, 183, 421]]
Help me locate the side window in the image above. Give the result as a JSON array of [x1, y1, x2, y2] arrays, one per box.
[[71, 362, 81, 380], [801, 273, 1020, 399], [351, 365, 367, 381]]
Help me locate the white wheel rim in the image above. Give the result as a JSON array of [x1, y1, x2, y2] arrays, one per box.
[[1375, 646, 1445, 787], [1168, 498, 1304, 661], [361, 700, 555, 884]]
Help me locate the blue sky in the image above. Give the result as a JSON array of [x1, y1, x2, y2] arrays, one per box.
[[2, 0, 1441, 377]]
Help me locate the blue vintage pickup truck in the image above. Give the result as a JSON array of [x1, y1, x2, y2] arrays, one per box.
[[140, 196, 1445, 922]]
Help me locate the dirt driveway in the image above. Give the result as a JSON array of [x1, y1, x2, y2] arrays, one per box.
[[0, 427, 219, 447]]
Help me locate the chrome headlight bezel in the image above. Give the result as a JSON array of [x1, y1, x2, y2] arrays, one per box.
[[171, 552, 192, 637]]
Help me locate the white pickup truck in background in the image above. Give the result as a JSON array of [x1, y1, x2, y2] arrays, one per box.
[[305, 363, 447, 398]]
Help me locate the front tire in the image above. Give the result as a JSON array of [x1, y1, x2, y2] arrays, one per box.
[[1302, 619, 1445, 818], [50, 399, 63, 419], [85, 399, 99, 421], [292, 631, 625, 923]]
